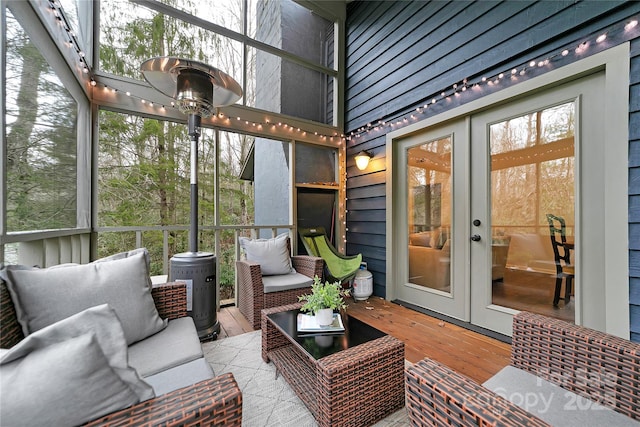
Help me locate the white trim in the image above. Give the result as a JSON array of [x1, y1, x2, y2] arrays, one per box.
[[603, 46, 631, 338], [387, 43, 630, 337]]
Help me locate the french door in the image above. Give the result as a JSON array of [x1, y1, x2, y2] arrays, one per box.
[[394, 71, 609, 336], [394, 119, 469, 321], [470, 72, 604, 335]]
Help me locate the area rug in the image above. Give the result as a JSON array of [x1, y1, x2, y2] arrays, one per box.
[[202, 331, 409, 426]]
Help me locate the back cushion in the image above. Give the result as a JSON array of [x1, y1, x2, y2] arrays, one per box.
[[239, 233, 294, 275], [409, 232, 431, 247], [1, 249, 167, 345]]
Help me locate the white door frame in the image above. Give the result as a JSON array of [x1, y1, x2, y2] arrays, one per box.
[[386, 43, 630, 338]]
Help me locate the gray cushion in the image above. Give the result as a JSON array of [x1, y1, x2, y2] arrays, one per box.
[[262, 272, 313, 293], [483, 365, 639, 426], [1, 304, 154, 401], [1, 249, 167, 345], [95, 247, 154, 288], [143, 357, 214, 396], [0, 333, 139, 426], [239, 233, 294, 275], [128, 316, 203, 377]]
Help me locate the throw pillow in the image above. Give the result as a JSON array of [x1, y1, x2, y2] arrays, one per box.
[[0, 333, 140, 426], [1, 249, 167, 345], [409, 232, 431, 247], [430, 228, 442, 249], [441, 238, 451, 254], [239, 233, 294, 275], [432, 227, 449, 249], [1, 304, 154, 401]]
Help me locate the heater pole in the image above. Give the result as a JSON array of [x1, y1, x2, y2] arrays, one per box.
[[188, 114, 201, 253]]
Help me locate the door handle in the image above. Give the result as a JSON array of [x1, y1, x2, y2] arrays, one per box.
[[470, 234, 481, 242]]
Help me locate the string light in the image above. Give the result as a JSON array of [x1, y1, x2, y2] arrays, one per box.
[[346, 16, 639, 141], [48, 0, 94, 87], [44, 2, 638, 146], [44, 0, 344, 143], [135, 94, 339, 139]]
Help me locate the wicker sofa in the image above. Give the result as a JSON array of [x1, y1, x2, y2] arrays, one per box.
[[406, 312, 640, 426], [0, 251, 242, 426]]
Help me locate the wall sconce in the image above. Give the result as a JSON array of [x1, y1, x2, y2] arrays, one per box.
[[355, 150, 372, 170]]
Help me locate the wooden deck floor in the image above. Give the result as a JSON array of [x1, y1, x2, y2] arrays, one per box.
[[217, 297, 511, 384]]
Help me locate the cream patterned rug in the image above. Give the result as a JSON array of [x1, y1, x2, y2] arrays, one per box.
[[202, 330, 409, 426]]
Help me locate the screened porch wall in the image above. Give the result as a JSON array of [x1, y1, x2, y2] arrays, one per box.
[[343, 0, 640, 340]]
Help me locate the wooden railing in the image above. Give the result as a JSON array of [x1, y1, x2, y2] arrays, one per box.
[[2, 224, 297, 306], [95, 224, 295, 275]]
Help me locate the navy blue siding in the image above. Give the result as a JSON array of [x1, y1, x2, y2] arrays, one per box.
[[345, 0, 640, 340], [626, 37, 640, 340]]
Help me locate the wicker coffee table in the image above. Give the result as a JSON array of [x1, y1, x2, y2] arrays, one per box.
[[261, 302, 404, 427]]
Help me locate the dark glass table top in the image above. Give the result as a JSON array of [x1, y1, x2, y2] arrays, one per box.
[[267, 309, 386, 360]]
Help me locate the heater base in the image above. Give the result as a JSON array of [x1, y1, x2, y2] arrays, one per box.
[[169, 252, 218, 341], [198, 322, 220, 342]]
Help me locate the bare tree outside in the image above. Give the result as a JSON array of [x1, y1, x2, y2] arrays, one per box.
[[4, 10, 77, 233], [97, 0, 253, 298]]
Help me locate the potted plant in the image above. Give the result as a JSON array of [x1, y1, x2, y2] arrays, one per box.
[[298, 276, 350, 326]]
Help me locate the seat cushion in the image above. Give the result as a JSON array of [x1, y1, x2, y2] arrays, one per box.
[[128, 316, 203, 377], [239, 233, 294, 275], [1, 248, 166, 345], [483, 365, 638, 426], [143, 357, 214, 396], [262, 272, 313, 293]]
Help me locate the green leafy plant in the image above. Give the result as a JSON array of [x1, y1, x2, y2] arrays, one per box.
[[298, 276, 350, 315]]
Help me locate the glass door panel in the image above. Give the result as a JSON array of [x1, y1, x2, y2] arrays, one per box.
[[407, 137, 452, 292], [489, 102, 575, 323]]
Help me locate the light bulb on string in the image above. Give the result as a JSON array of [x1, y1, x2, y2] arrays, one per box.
[[351, 29, 614, 139]]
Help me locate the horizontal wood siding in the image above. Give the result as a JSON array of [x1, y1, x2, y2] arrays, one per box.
[[346, 1, 633, 129], [345, 0, 640, 340]]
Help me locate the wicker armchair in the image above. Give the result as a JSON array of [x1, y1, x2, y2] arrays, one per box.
[[405, 312, 640, 426], [0, 280, 243, 427], [236, 238, 323, 329]]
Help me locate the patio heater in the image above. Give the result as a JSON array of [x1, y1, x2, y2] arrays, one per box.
[[141, 57, 242, 340]]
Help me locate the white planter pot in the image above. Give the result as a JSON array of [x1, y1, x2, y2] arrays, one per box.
[[315, 308, 334, 326]]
